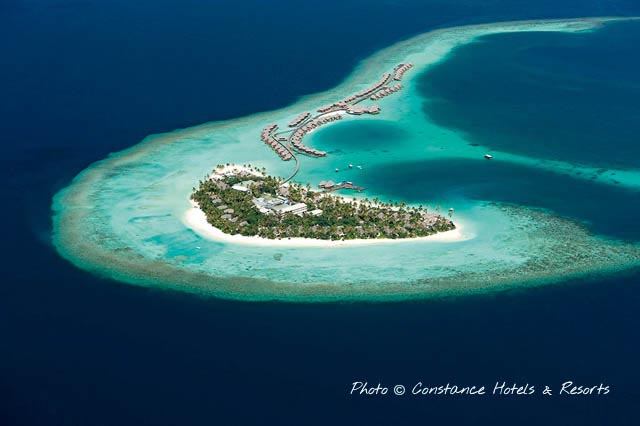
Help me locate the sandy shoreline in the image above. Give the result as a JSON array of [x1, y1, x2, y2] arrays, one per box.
[[183, 201, 473, 247]]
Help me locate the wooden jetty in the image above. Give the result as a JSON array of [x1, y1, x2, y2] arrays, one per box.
[[318, 180, 365, 193]]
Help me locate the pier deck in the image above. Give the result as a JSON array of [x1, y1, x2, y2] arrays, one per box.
[[319, 181, 365, 193]]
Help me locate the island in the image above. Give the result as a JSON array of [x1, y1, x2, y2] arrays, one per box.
[[51, 17, 640, 302], [191, 165, 455, 241], [188, 63, 457, 245]]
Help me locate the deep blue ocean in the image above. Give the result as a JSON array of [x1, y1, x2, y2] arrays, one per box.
[[2, 1, 640, 425], [418, 21, 640, 169]]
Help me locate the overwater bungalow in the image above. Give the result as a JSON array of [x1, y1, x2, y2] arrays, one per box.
[[288, 111, 311, 127], [393, 63, 414, 80]]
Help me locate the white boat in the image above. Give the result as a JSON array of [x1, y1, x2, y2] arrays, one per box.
[[356, 165, 363, 170], [484, 154, 493, 159], [349, 164, 353, 168], [335, 168, 339, 172]]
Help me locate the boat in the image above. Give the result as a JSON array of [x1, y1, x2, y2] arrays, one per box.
[[484, 154, 493, 159], [356, 165, 363, 170], [335, 168, 339, 172], [349, 164, 353, 168]]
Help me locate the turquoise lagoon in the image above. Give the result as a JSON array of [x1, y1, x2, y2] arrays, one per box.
[[52, 18, 640, 301]]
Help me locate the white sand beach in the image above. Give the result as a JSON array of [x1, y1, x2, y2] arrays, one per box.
[[209, 164, 264, 179]]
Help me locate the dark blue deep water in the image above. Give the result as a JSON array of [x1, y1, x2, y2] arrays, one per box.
[[418, 21, 640, 168], [2, 1, 640, 425], [360, 158, 640, 241]]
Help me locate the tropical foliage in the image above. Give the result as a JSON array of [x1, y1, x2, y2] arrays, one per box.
[[191, 165, 455, 241]]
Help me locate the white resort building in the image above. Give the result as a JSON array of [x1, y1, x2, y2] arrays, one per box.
[[252, 194, 309, 216], [269, 203, 308, 216]]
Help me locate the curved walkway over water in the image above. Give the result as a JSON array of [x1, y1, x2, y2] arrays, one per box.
[[273, 66, 404, 185], [281, 145, 300, 184]]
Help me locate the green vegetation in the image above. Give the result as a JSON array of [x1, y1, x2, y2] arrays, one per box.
[[191, 165, 455, 241]]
